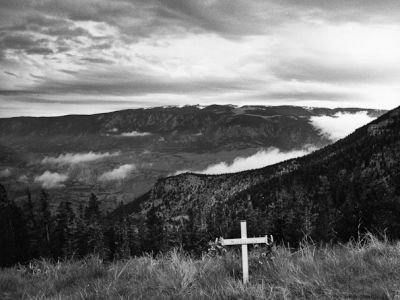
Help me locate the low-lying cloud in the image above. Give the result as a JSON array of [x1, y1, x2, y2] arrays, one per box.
[[34, 171, 68, 189], [120, 131, 152, 137], [98, 164, 136, 181], [0, 168, 11, 178], [18, 175, 29, 183], [176, 147, 315, 175], [42, 151, 119, 165], [310, 112, 376, 141]]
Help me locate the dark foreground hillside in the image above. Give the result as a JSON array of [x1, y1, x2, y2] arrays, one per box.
[[1, 236, 399, 300]]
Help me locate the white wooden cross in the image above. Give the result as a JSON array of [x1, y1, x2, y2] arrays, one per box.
[[219, 220, 273, 284]]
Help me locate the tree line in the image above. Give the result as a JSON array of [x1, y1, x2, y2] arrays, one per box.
[[0, 184, 207, 267]]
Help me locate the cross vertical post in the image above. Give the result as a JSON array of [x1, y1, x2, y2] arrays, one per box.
[[219, 221, 273, 284], [241, 220, 249, 284]]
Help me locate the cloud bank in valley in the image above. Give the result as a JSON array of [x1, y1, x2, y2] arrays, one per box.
[[0, 168, 11, 178], [310, 112, 376, 141], [120, 131, 152, 137], [18, 175, 29, 183], [99, 164, 136, 181], [177, 147, 315, 175], [34, 171, 68, 189], [42, 151, 119, 165]]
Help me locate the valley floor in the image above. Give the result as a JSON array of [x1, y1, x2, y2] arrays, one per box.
[[1, 235, 400, 299]]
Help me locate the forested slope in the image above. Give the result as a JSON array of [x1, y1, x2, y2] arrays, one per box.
[[127, 106, 400, 250]]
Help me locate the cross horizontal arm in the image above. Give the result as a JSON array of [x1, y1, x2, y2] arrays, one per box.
[[221, 237, 269, 246]]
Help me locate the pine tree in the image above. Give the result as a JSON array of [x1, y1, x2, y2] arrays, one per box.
[[75, 203, 88, 257], [25, 188, 39, 258], [52, 201, 77, 258], [144, 206, 164, 253], [85, 193, 100, 220], [113, 218, 131, 259], [84, 193, 106, 257], [0, 184, 28, 266], [38, 189, 52, 257]]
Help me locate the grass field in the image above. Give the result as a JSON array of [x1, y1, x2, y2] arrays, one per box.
[[1, 235, 400, 299]]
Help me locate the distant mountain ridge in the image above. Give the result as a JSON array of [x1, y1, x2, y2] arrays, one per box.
[[0, 105, 385, 151], [119, 106, 400, 248]]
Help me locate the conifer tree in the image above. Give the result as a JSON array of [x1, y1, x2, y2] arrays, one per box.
[[84, 193, 106, 257], [25, 188, 39, 258], [0, 184, 28, 267], [144, 206, 164, 253], [75, 203, 88, 257], [53, 201, 76, 258], [38, 189, 52, 257]]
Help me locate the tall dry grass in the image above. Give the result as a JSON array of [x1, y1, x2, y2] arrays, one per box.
[[1, 234, 400, 299]]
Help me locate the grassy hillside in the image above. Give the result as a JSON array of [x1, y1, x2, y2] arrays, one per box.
[[1, 235, 400, 299]]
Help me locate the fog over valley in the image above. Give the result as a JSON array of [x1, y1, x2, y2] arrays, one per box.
[[0, 105, 384, 213]]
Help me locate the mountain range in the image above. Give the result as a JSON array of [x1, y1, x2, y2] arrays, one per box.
[[0, 105, 386, 214]]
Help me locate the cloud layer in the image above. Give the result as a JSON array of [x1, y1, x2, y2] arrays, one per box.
[[120, 131, 152, 137], [34, 171, 68, 189], [177, 147, 315, 175], [0, 168, 11, 178], [1, 0, 399, 116], [98, 164, 136, 181], [310, 112, 376, 141], [42, 151, 119, 165]]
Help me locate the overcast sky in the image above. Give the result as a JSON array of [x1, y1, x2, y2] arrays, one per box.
[[1, 0, 400, 117]]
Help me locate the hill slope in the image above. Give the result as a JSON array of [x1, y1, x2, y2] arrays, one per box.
[[123, 106, 400, 247]]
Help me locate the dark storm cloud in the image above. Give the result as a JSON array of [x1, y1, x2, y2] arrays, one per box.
[[0, 13, 92, 51], [0, 34, 39, 50], [0, 33, 54, 57], [1, 0, 399, 57], [31, 0, 400, 38], [0, 1, 300, 45], [25, 47, 54, 55], [1, 13, 70, 32], [1, 0, 400, 43], [0, 9, 98, 60]]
